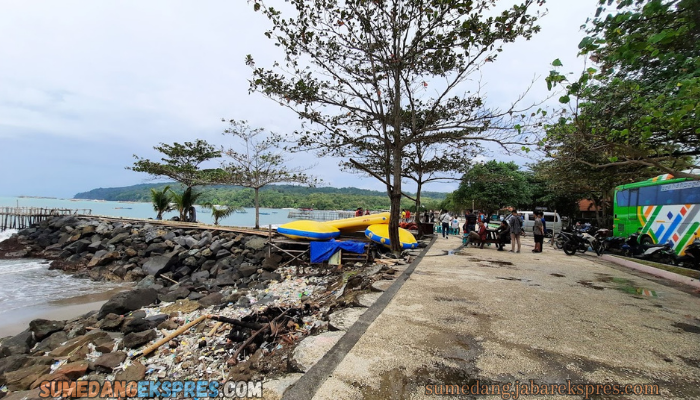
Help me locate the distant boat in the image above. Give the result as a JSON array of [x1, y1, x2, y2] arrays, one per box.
[[271, 212, 278, 214], [259, 212, 270, 215], [115, 207, 132, 209], [234, 209, 248, 213]]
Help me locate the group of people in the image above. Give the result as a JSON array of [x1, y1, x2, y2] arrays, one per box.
[[354, 207, 371, 217], [437, 209, 547, 253]]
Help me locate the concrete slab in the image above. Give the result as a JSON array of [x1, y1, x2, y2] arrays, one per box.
[[292, 331, 346, 372], [329, 308, 365, 331]]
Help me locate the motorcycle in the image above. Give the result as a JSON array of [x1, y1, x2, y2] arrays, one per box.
[[672, 239, 700, 270], [563, 228, 601, 256], [621, 230, 676, 264]]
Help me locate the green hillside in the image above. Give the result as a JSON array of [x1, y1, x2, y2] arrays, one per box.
[[74, 183, 447, 211]]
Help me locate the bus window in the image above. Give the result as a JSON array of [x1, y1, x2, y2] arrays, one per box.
[[657, 187, 680, 205], [617, 190, 629, 206], [686, 187, 700, 203], [629, 189, 639, 207], [638, 186, 658, 206]]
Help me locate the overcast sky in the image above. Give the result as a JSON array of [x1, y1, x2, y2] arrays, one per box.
[[0, 0, 597, 198]]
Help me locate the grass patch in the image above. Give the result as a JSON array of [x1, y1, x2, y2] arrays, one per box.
[[615, 256, 700, 279]]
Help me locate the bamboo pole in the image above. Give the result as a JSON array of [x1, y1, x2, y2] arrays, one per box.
[[136, 314, 209, 358]]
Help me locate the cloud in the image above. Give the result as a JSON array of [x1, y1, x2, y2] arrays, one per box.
[[0, 0, 599, 198]]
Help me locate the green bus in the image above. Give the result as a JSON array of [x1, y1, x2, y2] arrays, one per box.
[[614, 174, 700, 255]]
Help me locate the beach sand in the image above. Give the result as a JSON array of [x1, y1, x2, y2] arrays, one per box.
[[0, 286, 131, 338]]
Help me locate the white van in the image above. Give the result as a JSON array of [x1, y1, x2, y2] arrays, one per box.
[[518, 211, 562, 237]]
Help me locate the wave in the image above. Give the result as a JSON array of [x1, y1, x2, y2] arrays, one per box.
[[0, 229, 18, 243]]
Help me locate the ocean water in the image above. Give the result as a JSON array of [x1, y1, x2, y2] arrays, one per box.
[[0, 196, 297, 228]]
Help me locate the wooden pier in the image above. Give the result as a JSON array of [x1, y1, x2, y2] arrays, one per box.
[[0, 207, 92, 231]]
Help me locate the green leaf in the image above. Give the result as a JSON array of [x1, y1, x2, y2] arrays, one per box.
[[552, 58, 563, 67], [648, 32, 666, 44], [559, 95, 570, 104]]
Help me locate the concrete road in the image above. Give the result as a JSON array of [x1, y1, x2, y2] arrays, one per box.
[[313, 235, 700, 399]]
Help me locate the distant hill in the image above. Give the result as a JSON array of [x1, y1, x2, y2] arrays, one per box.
[[74, 183, 448, 210]]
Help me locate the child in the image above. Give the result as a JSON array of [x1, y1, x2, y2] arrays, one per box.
[[451, 216, 460, 234]]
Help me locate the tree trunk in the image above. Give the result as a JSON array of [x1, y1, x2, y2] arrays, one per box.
[[254, 187, 260, 229], [415, 181, 422, 221]]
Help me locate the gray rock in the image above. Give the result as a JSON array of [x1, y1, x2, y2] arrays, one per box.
[[29, 319, 65, 341], [200, 248, 213, 258], [262, 253, 283, 271], [198, 292, 223, 307], [145, 242, 168, 256], [122, 330, 156, 349], [141, 254, 177, 276], [209, 240, 222, 254], [197, 235, 212, 248], [215, 271, 240, 287], [245, 237, 267, 251], [107, 233, 130, 246], [98, 288, 159, 319], [121, 318, 153, 334], [356, 292, 382, 308], [187, 292, 205, 301], [0, 329, 35, 356], [96, 222, 113, 235], [191, 270, 210, 283], [94, 351, 126, 373], [98, 313, 124, 331], [262, 374, 304, 400], [200, 260, 216, 272], [215, 249, 231, 259], [136, 275, 155, 289], [239, 264, 257, 278], [145, 314, 169, 325], [158, 287, 190, 302], [32, 331, 68, 354], [183, 236, 198, 249], [183, 256, 199, 267], [329, 308, 365, 331]]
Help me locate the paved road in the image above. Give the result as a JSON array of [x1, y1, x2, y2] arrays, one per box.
[[313, 235, 700, 399]]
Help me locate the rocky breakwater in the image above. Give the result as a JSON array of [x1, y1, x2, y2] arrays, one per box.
[[0, 216, 426, 399]]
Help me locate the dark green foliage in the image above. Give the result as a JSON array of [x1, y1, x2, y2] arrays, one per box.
[[450, 161, 532, 215], [74, 183, 446, 211], [128, 140, 222, 188]]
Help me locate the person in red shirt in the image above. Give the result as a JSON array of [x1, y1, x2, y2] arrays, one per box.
[[405, 209, 411, 222], [355, 207, 363, 217], [477, 221, 488, 249]]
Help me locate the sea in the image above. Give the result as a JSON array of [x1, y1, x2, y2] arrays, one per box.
[[0, 197, 298, 338]]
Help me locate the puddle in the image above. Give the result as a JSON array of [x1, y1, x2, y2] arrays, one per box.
[[551, 273, 565, 278], [673, 322, 700, 334], [619, 285, 658, 297], [496, 277, 531, 282], [490, 260, 514, 266]]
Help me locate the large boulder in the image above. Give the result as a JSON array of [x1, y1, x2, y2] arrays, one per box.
[[158, 287, 190, 303], [239, 264, 257, 278], [245, 237, 267, 251], [198, 292, 223, 308], [121, 318, 153, 335], [31, 331, 68, 354], [145, 242, 168, 256], [94, 351, 126, 373], [141, 254, 178, 276], [3, 364, 51, 391], [0, 330, 36, 356], [122, 330, 156, 349], [97, 288, 159, 319], [28, 320, 65, 341]]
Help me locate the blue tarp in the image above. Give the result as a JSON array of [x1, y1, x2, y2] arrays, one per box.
[[309, 240, 367, 263]]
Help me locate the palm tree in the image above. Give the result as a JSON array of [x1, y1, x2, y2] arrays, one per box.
[[170, 187, 204, 221], [203, 203, 239, 225], [150, 185, 172, 220]]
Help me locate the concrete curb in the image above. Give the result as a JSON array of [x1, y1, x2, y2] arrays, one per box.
[[601, 254, 700, 289], [282, 235, 437, 400]]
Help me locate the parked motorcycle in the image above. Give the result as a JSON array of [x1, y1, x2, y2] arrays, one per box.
[[621, 230, 676, 264], [672, 239, 700, 270], [563, 229, 601, 256]]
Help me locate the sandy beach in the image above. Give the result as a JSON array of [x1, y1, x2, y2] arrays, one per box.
[[0, 286, 130, 338]]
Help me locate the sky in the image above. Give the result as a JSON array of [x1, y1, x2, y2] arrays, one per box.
[[0, 0, 598, 198]]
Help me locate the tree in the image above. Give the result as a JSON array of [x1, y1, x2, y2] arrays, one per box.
[[248, 0, 546, 252], [149, 185, 172, 220], [545, 0, 700, 179], [218, 120, 319, 229], [129, 140, 222, 188], [170, 187, 204, 221], [203, 203, 239, 225], [451, 161, 532, 215]]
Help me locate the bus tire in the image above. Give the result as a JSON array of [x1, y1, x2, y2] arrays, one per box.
[[640, 235, 654, 246]]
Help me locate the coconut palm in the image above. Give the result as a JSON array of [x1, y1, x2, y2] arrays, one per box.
[[170, 187, 204, 221], [202, 203, 239, 225], [150, 185, 172, 220]]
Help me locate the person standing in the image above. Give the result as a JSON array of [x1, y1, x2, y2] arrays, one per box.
[[405, 209, 411, 222], [440, 210, 451, 239], [466, 210, 477, 233], [532, 211, 545, 252], [401, 209, 407, 222], [451, 215, 460, 234], [507, 210, 522, 253]]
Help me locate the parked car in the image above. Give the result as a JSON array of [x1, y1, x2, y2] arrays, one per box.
[[519, 211, 562, 238]]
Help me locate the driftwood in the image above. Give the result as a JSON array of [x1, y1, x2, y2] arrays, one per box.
[[136, 315, 209, 358], [207, 322, 223, 337], [228, 309, 291, 365], [210, 315, 264, 331]]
